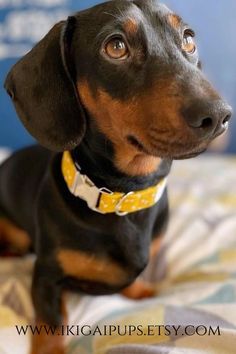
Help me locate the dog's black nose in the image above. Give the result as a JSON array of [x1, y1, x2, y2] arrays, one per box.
[[183, 100, 232, 137]]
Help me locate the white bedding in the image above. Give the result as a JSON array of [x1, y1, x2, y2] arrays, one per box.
[[0, 150, 236, 354]]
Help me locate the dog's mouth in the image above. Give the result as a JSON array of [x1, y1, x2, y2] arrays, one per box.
[[127, 135, 151, 155], [127, 134, 209, 160], [170, 149, 207, 160]]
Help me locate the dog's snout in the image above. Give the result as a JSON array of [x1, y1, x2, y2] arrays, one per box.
[[183, 100, 232, 137]]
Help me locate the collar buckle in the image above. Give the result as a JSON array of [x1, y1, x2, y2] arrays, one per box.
[[62, 151, 167, 216], [72, 172, 113, 214]]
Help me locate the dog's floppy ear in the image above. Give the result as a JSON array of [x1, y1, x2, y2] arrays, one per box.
[[4, 16, 86, 152]]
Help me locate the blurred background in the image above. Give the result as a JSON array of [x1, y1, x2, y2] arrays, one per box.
[[0, 0, 235, 152]]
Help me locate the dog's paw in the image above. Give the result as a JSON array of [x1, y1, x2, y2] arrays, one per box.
[[121, 280, 156, 300]]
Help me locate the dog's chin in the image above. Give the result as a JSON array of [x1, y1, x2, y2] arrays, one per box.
[[159, 132, 226, 160], [151, 146, 208, 160], [127, 135, 210, 160], [170, 148, 207, 160], [156, 130, 228, 160]]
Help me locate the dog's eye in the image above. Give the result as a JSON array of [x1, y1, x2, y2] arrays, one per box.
[[182, 31, 196, 54], [104, 37, 129, 60]]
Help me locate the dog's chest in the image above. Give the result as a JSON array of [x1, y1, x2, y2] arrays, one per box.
[[55, 223, 151, 294], [57, 248, 130, 293]]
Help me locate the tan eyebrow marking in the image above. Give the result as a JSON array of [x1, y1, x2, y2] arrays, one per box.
[[123, 18, 138, 34], [167, 14, 182, 29]]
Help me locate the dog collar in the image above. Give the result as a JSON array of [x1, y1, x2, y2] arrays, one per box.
[[62, 151, 167, 216]]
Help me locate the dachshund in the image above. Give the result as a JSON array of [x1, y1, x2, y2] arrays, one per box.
[[0, 0, 232, 353]]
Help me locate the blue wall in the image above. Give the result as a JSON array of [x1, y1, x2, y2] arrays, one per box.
[[0, 0, 235, 152]]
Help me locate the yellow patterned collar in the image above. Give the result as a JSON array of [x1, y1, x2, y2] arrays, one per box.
[[62, 151, 167, 216]]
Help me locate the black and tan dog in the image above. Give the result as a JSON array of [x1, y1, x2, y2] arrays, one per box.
[[0, 0, 232, 353]]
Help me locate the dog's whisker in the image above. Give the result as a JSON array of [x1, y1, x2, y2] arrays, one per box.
[[103, 11, 120, 20]]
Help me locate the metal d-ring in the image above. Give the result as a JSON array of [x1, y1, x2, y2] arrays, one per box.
[[115, 191, 135, 216]]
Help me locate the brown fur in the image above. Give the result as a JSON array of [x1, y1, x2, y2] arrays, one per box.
[[167, 14, 181, 30], [31, 324, 65, 354], [123, 18, 138, 34], [57, 249, 127, 285], [77, 81, 166, 176], [77, 79, 201, 167], [0, 217, 31, 254], [31, 298, 67, 354]]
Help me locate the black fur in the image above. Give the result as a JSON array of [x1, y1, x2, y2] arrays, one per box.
[[1, 0, 232, 336]]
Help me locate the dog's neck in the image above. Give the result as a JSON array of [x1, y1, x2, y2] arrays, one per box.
[[72, 123, 172, 194]]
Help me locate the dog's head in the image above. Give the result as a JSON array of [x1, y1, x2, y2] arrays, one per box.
[[5, 0, 232, 176]]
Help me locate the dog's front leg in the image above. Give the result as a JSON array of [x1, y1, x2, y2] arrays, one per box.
[[121, 235, 164, 300], [31, 260, 66, 354]]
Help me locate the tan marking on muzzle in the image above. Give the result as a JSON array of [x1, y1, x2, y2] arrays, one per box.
[[77, 80, 162, 176]]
